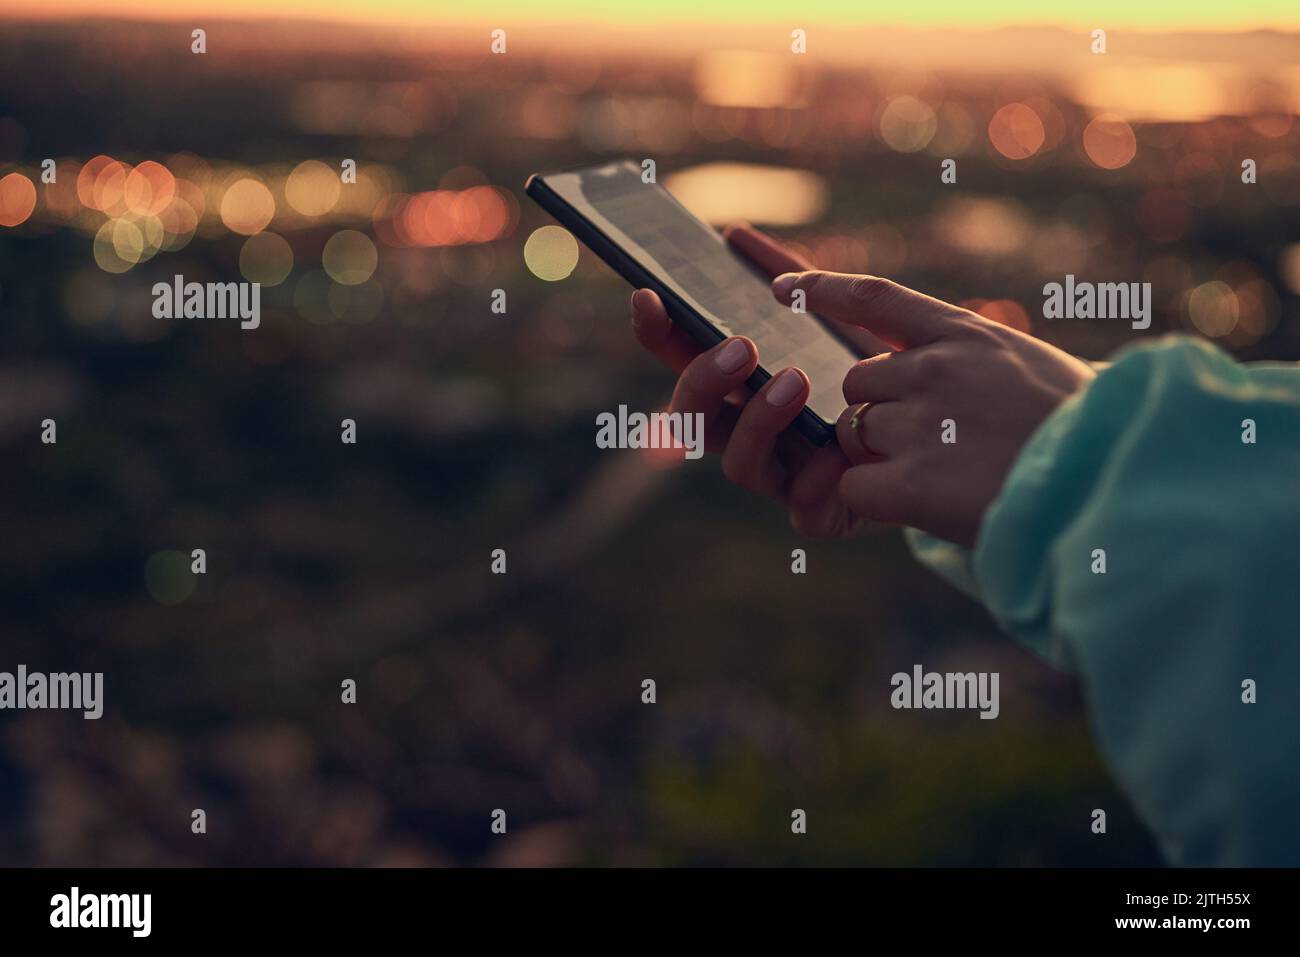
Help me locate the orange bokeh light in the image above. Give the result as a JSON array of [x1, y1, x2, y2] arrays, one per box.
[[0, 172, 38, 227], [390, 184, 517, 247], [76, 155, 113, 208], [421, 191, 457, 245], [988, 103, 1045, 160], [123, 160, 176, 216], [977, 298, 1031, 332], [220, 177, 276, 235], [383, 186, 516, 248], [1083, 114, 1137, 170], [397, 192, 429, 246], [93, 160, 130, 214], [964, 297, 1031, 331]]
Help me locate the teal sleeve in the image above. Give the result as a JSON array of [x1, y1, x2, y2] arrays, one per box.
[[906, 335, 1300, 866]]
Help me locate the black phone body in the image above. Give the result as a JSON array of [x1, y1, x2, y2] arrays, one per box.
[[525, 160, 860, 445]]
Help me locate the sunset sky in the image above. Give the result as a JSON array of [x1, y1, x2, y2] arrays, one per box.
[[13, 0, 1300, 30]]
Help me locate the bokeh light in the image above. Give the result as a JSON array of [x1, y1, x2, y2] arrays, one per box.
[[879, 96, 937, 153], [75, 154, 112, 208], [91, 159, 130, 215], [988, 103, 1045, 160], [376, 185, 516, 248], [157, 193, 200, 252], [523, 225, 579, 282], [135, 214, 165, 261], [240, 232, 294, 286], [220, 177, 276, 235], [123, 160, 175, 216], [1082, 114, 1137, 170], [92, 218, 142, 273], [1073, 65, 1228, 124], [285, 159, 341, 217], [321, 229, 378, 285], [664, 162, 827, 226], [0, 171, 37, 227], [934, 197, 1030, 257], [974, 298, 1032, 332], [693, 51, 796, 109], [1186, 280, 1238, 338], [1226, 276, 1280, 346]]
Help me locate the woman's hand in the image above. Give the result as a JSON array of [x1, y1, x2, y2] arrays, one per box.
[[771, 270, 1097, 547], [630, 225, 879, 538], [630, 225, 1096, 547]]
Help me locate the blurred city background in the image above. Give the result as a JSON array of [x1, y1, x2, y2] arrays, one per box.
[[1, 2, 1298, 865]]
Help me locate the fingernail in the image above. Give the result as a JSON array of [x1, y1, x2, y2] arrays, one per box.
[[766, 368, 804, 407], [771, 273, 799, 298], [714, 338, 750, 374], [631, 289, 655, 314]]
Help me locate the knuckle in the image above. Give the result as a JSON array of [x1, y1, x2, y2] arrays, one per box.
[[852, 356, 880, 378], [913, 348, 946, 378], [956, 313, 1002, 342], [849, 275, 895, 306], [795, 270, 825, 298], [842, 359, 870, 397]]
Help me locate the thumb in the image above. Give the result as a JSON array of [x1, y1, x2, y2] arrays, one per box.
[[771, 270, 958, 348]]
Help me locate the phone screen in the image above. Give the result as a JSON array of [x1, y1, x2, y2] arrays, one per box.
[[538, 161, 859, 431]]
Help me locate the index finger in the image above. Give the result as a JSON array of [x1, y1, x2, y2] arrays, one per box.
[[771, 271, 961, 349], [725, 225, 889, 357]]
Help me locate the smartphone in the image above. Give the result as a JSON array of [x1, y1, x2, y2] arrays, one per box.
[[525, 160, 861, 445]]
